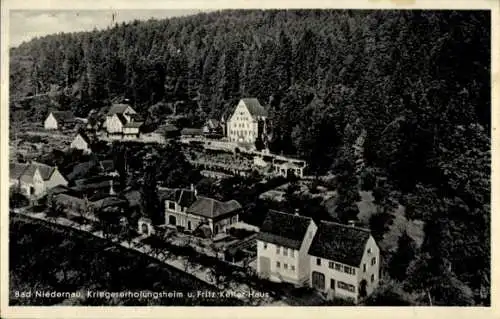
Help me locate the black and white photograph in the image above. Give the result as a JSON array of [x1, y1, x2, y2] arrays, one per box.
[[1, 0, 497, 316]]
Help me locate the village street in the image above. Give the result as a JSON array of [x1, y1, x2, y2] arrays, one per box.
[[13, 209, 289, 306]]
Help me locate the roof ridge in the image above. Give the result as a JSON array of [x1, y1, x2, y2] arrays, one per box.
[[268, 209, 312, 221], [320, 220, 371, 233]]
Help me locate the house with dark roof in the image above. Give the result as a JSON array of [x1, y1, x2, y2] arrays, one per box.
[[70, 131, 93, 154], [9, 161, 68, 198], [255, 210, 318, 286], [180, 128, 204, 137], [44, 111, 76, 130], [308, 221, 380, 303], [185, 197, 242, 238], [227, 98, 268, 145], [104, 103, 138, 135], [202, 118, 222, 135], [160, 186, 198, 226]]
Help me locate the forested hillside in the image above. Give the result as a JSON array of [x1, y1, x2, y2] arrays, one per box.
[[9, 9, 490, 305]]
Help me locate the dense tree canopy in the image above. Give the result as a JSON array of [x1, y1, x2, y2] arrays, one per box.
[[9, 9, 490, 306]]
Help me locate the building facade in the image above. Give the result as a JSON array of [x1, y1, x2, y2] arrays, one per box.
[[70, 132, 92, 154], [44, 111, 75, 130], [105, 104, 137, 134], [256, 210, 318, 286], [308, 221, 380, 303], [10, 162, 68, 198], [227, 98, 267, 145]]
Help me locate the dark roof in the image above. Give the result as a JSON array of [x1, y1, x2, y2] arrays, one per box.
[[46, 185, 72, 196], [123, 190, 142, 207], [256, 210, 312, 250], [181, 128, 203, 136], [9, 163, 28, 180], [115, 113, 129, 125], [93, 196, 128, 209], [130, 114, 144, 121], [12, 162, 58, 183], [66, 161, 97, 181], [107, 104, 134, 115], [162, 124, 180, 132], [241, 98, 267, 118], [308, 221, 372, 268], [205, 119, 220, 129], [99, 160, 115, 173], [123, 121, 143, 129], [187, 197, 242, 219], [160, 188, 197, 208], [50, 111, 75, 122]]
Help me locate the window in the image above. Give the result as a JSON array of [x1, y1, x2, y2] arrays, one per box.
[[367, 248, 372, 254], [263, 243, 267, 249], [330, 279, 336, 290], [371, 257, 376, 266], [335, 263, 341, 271], [337, 281, 356, 293], [283, 248, 288, 257], [371, 274, 375, 283], [316, 258, 321, 266], [276, 246, 280, 254], [291, 265, 295, 272], [363, 264, 366, 272], [168, 202, 176, 210], [284, 263, 288, 270], [344, 266, 356, 275], [328, 261, 335, 269], [276, 261, 281, 268], [291, 250, 295, 258]]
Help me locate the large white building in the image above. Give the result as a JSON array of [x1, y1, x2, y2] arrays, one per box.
[[256, 210, 318, 286], [308, 221, 380, 303], [227, 98, 268, 145]]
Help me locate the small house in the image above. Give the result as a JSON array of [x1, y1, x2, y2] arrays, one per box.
[[44, 111, 76, 130], [9, 161, 68, 198], [308, 221, 380, 303], [70, 131, 93, 154], [185, 197, 242, 238]]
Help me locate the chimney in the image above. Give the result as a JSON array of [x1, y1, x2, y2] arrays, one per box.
[[109, 179, 115, 195], [348, 220, 356, 227]]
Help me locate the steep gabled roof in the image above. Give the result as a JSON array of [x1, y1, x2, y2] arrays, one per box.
[[241, 98, 267, 118], [11, 162, 58, 184], [50, 111, 75, 122], [308, 221, 372, 268], [9, 163, 29, 180], [187, 197, 242, 219], [256, 210, 312, 250], [75, 131, 92, 145], [107, 103, 134, 115], [160, 188, 197, 209]]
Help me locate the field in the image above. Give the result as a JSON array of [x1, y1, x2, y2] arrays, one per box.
[[9, 215, 242, 306]]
